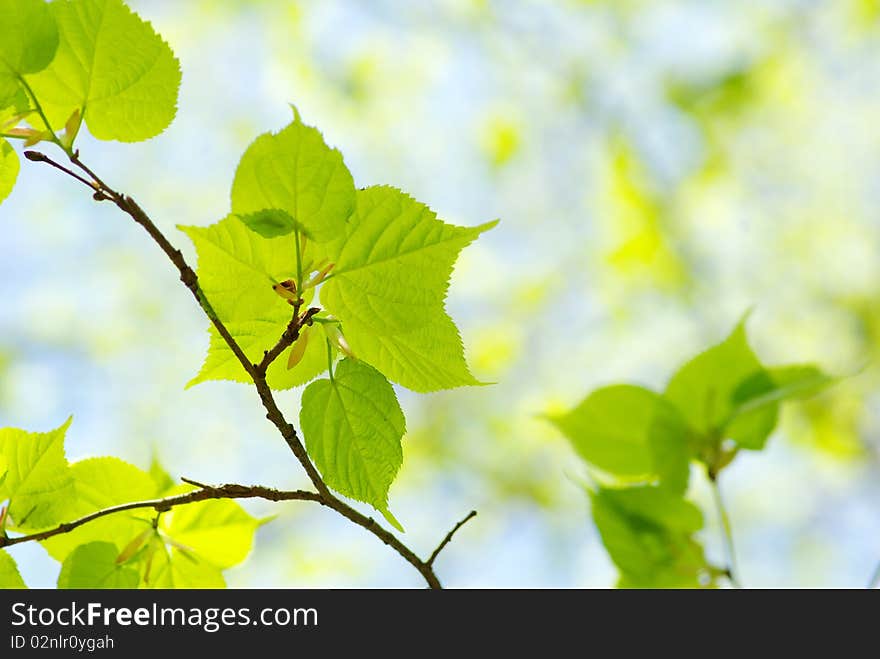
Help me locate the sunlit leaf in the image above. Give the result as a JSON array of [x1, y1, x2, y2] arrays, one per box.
[[231, 116, 356, 243], [161, 488, 261, 569], [57, 541, 139, 588], [300, 358, 405, 528], [0, 549, 26, 589], [0, 0, 58, 107], [321, 185, 497, 334], [27, 0, 181, 142], [180, 216, 327, 389], [41, 457, 157, 561], [0, 418, 75, 529]]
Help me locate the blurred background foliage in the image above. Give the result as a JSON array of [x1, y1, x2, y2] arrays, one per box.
[[1, 0, 879, 586]]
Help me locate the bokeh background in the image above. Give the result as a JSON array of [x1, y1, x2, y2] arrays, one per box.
[[2, 0, 879, 587]]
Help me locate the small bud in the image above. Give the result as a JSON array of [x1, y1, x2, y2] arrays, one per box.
[[115, 528, 153, 564], [272, 279, 299, 304], [324, 323, 356, 360], [287, 327, 310, 370], [61, 108, 82, 148], [24, 150, 48, 162]]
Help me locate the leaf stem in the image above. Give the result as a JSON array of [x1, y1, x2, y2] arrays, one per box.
[[326, 338, 335, 383], [16, 75, 69, 155], [294, 228, 304, 294], [709, 472, 741, 588]]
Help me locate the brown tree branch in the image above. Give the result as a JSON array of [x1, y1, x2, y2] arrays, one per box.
[[0, 482, 322, 549], [23, 148, 474, 589]]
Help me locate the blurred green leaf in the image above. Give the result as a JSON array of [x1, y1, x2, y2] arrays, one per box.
[[548, 385, 689, 490], [301, 358, 405, 529], [0, 549, 26, 589], [664, 319, 777, 449], [590, 486, 712, 588], [57, 541, 139, 589], [27, 0, 181, 142]]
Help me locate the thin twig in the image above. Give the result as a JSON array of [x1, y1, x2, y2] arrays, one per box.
[[427, 511, 478, 567], [23, 151, 96, 191], [709, 473, 741, 588], [0, 483, 322, 549]]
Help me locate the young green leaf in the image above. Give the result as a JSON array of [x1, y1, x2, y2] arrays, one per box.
[[231, 117, 356, 243], [339, 313, 482, 393], [41, 457, 158, 561], [321, 185, 497, 334], [27, 0, 181, 142], [0, 139, 18, 206], [160, 491, 262, 569], [732, 365, 836, 419], [57, 541, 139, 589], [0, 549, 27, 589], [590, 486, 712, 588], [140, 540, 226, 589], [0, 0, 59, 108], [0, 418, 75, 529], [663, 319, 776, 449], [180, 216, 327, 389], [547, 385, 688, 483], [237, 209, 302, 239], [300, 359, 406, 529]]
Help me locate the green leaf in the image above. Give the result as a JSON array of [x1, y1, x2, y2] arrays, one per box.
[[319, 186, 494, 392], [41, 457, 158, 561], [733, 365, 835, 418], [231, 117, 356, 243], [27, 0, 181, 142], [664, 319, 776, 449], [180, 216, 327, 390], [160, 488, 261, 569], [0, 418, 75, 529], [237, 209, 302, 239], [57, 541, 139, 589], [0, 549, 27, 589], [300, 358, 405, 528], [140, 540, 225, 589], [547, 385, 689, 489], [0, 139, 20, 205], [590, 486, 711, 588], [340, 313, 482, 393], [321, 186, 497, 334], [0, 0, 59, 107]]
